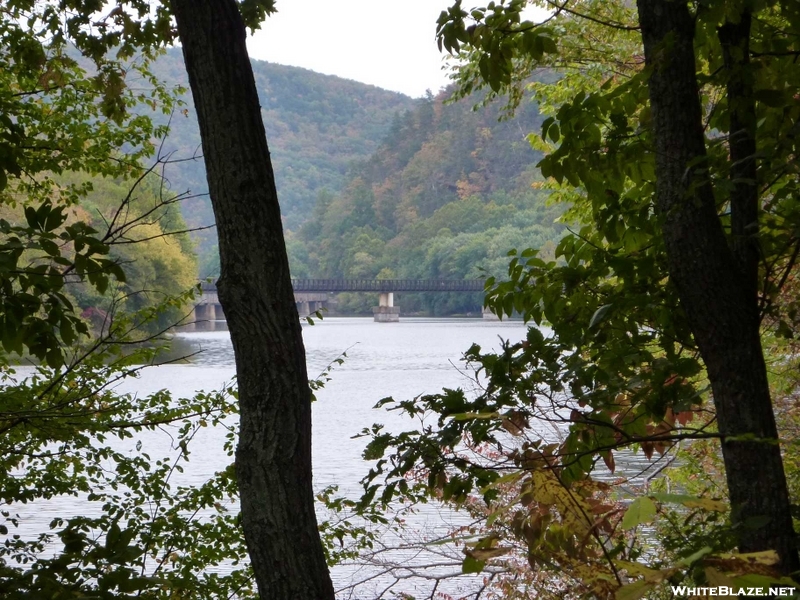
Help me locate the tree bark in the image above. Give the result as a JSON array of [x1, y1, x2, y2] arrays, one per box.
[[719, 9, 759, 304], [169, 1, 336, 597], [636, 0, 798, 574]]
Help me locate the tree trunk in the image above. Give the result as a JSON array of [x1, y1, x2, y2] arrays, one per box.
[[719, 9, 759, 304], [636, 0, 798, 574], [169, 1, 336, 597]]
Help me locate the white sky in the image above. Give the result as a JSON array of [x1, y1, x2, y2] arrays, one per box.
[[245, 0, 463, 98]]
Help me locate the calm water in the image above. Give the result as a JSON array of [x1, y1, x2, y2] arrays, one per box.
[[12, 318, 529, 597], [164, 317, 529, 496], [149, 318, 537, 597], [13, 317, 658, 597]]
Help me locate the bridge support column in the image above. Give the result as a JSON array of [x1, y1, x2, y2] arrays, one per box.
[[214, 303, 226, 320], [373, 292, 399, 322], [194, 303, 212, 322]]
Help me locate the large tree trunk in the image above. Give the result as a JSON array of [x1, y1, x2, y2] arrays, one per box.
[[636, 0, 798, 574], [719, 10, 759, 304], [169, 1, 336, 597]]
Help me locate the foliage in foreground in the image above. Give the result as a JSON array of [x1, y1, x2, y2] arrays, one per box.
[[1, 334, 250, 598], [0, 1, 254, 597], [351, 0, 800, 597]]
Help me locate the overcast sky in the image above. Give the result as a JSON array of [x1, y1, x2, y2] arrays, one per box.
[[245, 0, 462, 98]]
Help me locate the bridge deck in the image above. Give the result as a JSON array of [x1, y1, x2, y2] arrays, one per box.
[[201, 279, 485, 293]]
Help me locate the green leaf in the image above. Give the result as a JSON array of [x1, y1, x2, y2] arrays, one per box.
[[462, 555, 485, 574], [363, 434, 392, 460], [541, 116, 554, 140], [589, 303, 613, 329], [753, 89, 787, 108], [549, 122, 560, 143], [43, 205, 66, 232], [621, 496, 657, 530], [24, 206, 38, 229], [677, 545, 713, 566], [39, 238, 60, 257], [540, 35, 557, 54]]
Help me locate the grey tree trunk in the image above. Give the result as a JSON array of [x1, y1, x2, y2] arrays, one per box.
[[169, 1, 336, 597], [636, 0, 798, 574]]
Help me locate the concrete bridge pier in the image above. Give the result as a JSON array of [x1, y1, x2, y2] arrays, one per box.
[[295, 293, 329, 318], [214, 303, 226, 320], [194, 303, 214, 322], [373, 292, 400, 323]]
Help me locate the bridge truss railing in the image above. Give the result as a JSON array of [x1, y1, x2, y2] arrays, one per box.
[[201, 279, 485, 293]]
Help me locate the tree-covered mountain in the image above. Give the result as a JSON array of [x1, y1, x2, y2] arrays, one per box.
[[155, 50, 564, 312], [149, 48, 418, 258], [290, 88, 566, 314]]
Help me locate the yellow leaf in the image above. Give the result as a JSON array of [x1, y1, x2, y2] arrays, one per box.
[[602, 450, 616, 473], [651, 493, 727, 512], [465, 547, 512, 561], [531, 470, 559, 504], [682, 497, 727, 512], [452, 411, 499, 420], [705, 567, 739, 598], [529, 471, 593, 537], [717, 550, 780, 566], [480, 471, 524, 494], [616, 579, 654, 600], [614, 560, 661, 579]]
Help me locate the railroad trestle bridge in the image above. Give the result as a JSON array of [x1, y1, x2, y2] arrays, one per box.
[[195, 279, 490, 323]]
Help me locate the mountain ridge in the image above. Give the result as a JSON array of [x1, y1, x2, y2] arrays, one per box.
[[148, 48, 418, 253]]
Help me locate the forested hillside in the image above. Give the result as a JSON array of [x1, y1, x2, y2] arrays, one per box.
[[290, 89, 566, 314], [156, 49, 565, 312], [157, 46, 567, 314], [0, 172, 197, 334], [149, 48, 417, 263]]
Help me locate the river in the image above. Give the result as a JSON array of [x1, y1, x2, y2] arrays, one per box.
[[9, 318, 529, 597], [168, 317, 530, 598], [166, 317, 530, 494], [12, 317, 660, 598]]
